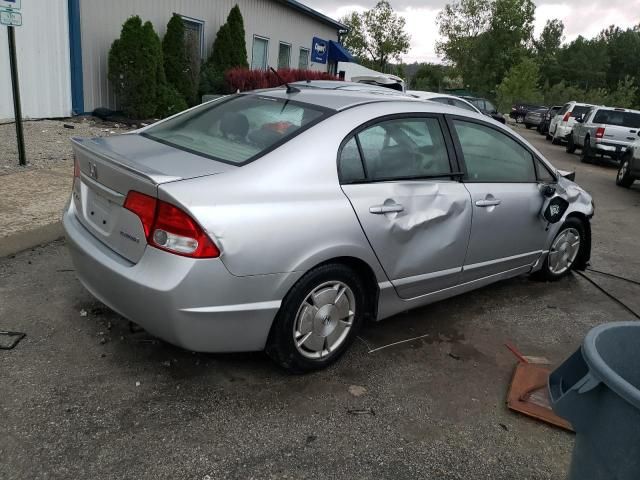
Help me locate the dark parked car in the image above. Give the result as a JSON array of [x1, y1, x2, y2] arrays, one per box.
[[523, 107, 548, 129], [510, 103, 546, 123], [462, 96, 506, 124], [538, 105, 562, 135]]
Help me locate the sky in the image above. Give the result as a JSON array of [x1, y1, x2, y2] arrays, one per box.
[[304, 0, 640, 64]]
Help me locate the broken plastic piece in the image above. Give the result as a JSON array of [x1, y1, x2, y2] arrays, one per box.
[[507, 362, 573, 432]]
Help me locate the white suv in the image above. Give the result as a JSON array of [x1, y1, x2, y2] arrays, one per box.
[[549, 101, 594, 144]]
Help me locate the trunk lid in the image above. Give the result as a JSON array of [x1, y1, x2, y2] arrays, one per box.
[[71, 134, 233, 263]]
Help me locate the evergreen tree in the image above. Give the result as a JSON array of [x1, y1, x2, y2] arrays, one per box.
[[163, 14, 197, 105], [200, 5, 249, 95]]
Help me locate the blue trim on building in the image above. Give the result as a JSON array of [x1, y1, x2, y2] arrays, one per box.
[[68, 0, 84, 115]]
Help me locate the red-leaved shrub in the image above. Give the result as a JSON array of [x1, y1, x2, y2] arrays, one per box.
[[225, 68, 339, 92]]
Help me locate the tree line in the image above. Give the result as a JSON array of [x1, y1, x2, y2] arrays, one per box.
[[340, 0, 640, 110], [436, 0, 640, 109]]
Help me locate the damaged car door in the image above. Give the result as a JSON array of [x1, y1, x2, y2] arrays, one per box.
[[339, 115, 472, 299], [449, 118, 549, 282]]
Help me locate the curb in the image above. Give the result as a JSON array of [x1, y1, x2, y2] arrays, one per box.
[[0, 222, 64, 258]]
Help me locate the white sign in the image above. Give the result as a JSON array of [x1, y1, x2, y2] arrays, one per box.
[[0, 9, 21, 26], [0, 0, 21, 10]]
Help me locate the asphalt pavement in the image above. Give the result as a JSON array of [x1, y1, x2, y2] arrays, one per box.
[[1, 125, 639, 480]]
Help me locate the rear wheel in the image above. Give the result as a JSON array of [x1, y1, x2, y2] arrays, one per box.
[[537, 218, 585, 281], [566, 134, 577, 153], [581, 137, 593, 163], [266, 263, 368, 373], [616, 156, 635, 188]]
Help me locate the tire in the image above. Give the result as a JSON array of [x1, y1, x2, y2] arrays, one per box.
[[580, 137, 593, 163], [545, 131, 552, 141], [551, 128, 561, 145], [616, 155, 635, 188], [516, 114, 524, 124], [266, 263, 369, 373], [566, 134, 577, 153], [536, 218, 586, 281], [525, 123, 532, 129]]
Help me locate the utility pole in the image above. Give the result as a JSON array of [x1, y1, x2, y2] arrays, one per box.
[[7, 25, 26, 166]]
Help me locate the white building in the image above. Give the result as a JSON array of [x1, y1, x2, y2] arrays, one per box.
[[0, 0, 346, 120]]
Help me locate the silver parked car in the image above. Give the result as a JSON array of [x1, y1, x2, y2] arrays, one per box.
[[549, 101, 593, 144], [616, 130, 640, 187], [569, 106, 640, 163], [63, 88, 594, 372]]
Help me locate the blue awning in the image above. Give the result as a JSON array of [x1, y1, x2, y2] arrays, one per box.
[[328, 41, 354, 63]]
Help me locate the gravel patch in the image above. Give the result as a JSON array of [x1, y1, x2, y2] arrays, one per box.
[[0, 117, 133, 175]]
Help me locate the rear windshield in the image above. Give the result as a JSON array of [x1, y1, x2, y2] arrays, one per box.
[[571, 106, 591, 117], [143, 95, 329, 165], [593, 110, 640, 128]]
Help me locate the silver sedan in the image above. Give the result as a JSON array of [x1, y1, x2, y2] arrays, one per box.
[[63, 86, 594, 372]]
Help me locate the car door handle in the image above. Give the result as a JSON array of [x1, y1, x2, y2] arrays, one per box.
[[369, 204, 404, 214], [475, 199, 501, 207]]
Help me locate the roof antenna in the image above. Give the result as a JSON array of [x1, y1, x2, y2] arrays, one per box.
[[270, 67, 300, 94]]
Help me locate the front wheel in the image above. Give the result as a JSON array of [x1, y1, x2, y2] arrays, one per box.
[[616, 156, 635, 188], [537, 218, 585, 281], [516, 114, 524, 124], [266, 264, 368, 373]]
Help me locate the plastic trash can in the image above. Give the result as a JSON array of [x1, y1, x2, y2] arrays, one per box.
[[549, 322, 640, 480]]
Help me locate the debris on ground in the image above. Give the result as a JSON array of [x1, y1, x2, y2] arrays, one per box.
[[79, 309, 88, 317], [348, 385, 367, 397], [135, 381, 141, 387], [505, 343, 573, 432], [448, 352, 461, 360], [347, 408, 375, 416], [0, 331, 26, 350]]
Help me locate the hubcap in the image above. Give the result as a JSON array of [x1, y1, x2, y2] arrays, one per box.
[[548, 227, 581, 275], [293, 281, 355, 360], [618, 160, 629, 181]]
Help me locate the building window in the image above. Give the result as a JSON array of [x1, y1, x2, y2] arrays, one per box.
[[251, 36, 269, 70], [298, 47, 310, 70], [278, 42, 291, 69], [180, 15, 204, 59]]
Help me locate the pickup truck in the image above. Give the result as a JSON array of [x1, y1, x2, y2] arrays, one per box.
[[568, 107, 640, 163]]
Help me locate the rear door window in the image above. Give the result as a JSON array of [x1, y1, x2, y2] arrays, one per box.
[[143, 95, 328, 165], [343, 117, 452, 182], [571, 105, 591, 118], [452, 99, 478, 113]]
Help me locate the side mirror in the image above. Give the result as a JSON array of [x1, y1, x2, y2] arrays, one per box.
[[540, 184, 556, 197], [557, 169, 576, 181]]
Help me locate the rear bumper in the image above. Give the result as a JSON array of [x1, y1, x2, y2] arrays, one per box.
[[594, 142, 628, 158], [63, 203, 297, 352], [555, 124, 572, 138]]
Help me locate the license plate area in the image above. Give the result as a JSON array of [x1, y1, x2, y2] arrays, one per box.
[[85, 188, 115, 234]]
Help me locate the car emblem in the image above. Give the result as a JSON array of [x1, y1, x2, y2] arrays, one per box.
[[321, 314, 331, 325], [89, 163, 98, 180]]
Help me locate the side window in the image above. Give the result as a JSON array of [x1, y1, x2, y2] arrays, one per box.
[[558, 104, 570, 116], [430, 97, 450, 106], [536, 160, 555, 183], [453, 120, 536, 182], [356, 117, 451, 181], [338, 137, 365, 183], [485, 100, 497, 113]]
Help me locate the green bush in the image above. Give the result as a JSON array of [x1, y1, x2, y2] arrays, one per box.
[[200, 5, 248, 95], [108, 16, 161, 119], [163, 14, 197, 106], [156, 83, 188, 117]]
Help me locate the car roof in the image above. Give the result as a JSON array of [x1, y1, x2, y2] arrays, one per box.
[[407, 90, 456, 100], [290, 80, 407, 94], [244, 86, 420, 111]]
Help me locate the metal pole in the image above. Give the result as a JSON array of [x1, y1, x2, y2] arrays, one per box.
[[8, 25, 26, 166]]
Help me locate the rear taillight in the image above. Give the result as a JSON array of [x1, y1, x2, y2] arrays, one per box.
[[596, 127, 605, 139], [562, 112, 571, 122], [73, 156, 80, 178], [124, 191, 219, 258], [124, 191, 157, 238]]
